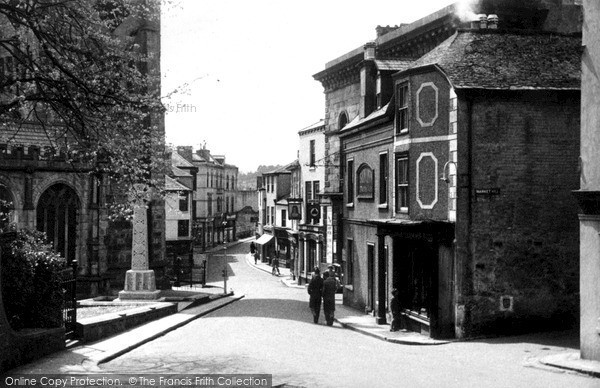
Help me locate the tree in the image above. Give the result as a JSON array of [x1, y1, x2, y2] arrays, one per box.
[[0, 0, 167, 214]]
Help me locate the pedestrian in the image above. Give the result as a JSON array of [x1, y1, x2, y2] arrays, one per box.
[[390, 288, 401, 332], [254, 250, 259, 265], [250, 241, 256, 254], [271, 255, 280, 276], [307, 267, 324, 324], [322, 267, 339, 326]]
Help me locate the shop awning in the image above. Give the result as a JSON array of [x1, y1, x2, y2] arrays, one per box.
[[255, 234, 274, 246]]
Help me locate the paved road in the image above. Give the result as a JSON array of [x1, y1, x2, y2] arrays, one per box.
[[101, 241, 597, 388]]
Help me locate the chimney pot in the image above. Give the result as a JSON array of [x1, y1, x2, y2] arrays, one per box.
[[363, 41, 376, 60], [487, 14, 499, 29], [479, 14, 488, 29]]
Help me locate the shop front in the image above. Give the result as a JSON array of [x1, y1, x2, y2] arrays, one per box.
[[273, 226, 291, 267], [255, 233, 275, 263], [372, 219, 455, 339]]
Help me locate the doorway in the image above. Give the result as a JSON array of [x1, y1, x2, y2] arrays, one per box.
[[367, 243, 375, 312], [36, 184, 80, 263]]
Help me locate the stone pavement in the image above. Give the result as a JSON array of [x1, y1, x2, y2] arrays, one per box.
[[6, 293, 243, 374]]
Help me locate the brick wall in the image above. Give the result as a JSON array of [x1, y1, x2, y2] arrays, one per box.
[[464, 90, 580, 335]]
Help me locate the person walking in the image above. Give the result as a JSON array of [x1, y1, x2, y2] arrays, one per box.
[[253, 250, 259, 265], [322, 267, 339, 326], [307, 267, 324, 324], [271, 255, 280, 276], [250, 241, 256, 254]]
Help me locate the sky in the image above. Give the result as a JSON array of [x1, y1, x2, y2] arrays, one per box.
[[161, 0, 459, 173]]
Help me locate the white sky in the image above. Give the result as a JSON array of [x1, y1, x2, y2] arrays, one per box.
[[161, 0, 457, 173]]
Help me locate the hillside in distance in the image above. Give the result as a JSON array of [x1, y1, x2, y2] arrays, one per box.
[[237, 165, 282, 190]]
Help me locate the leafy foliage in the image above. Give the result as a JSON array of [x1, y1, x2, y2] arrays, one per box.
[[1, 229, 66, 329], [0, 0, 168, 209]]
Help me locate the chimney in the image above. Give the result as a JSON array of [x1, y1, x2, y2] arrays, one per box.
[[363, 41, 376, 60], [177, 146, 193, 162], [487, 14, 499, 29], [360, 42, 377, 119], [196, 148, 210, 160], [479, 14, 488, 29], [375, 25, 401, 38]]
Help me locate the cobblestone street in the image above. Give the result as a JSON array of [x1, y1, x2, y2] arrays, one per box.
[[99, 241, 596, 388]]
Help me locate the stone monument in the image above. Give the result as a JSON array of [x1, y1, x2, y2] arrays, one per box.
[[118, 203, 160, 300]]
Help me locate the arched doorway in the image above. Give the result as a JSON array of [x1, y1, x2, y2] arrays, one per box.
[[36, 184, 80, 263]]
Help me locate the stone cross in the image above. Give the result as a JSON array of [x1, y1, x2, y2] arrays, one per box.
[[118, 203, 160, 300]]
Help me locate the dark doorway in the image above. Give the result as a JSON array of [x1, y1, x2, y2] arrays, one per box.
[[394, 239, 434, 319], [36, 184, 80, 263], [307, 239, 316, 271], [367, 243, 375, 311]]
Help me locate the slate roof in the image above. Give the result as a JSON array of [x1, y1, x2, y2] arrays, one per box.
[[171, 165, 189, 177], [407, 30, 581, 90], [341, 101, 393, 133], [374, 59, 413, 72], [264, 160, 298, 175], [0, 123, 70, 148], [165, 175, 190, 191], [298, 119, 325, 136], [171, 151, 194, 168]]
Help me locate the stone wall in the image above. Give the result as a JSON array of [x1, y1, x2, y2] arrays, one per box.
[[463, 90, 580, 336]]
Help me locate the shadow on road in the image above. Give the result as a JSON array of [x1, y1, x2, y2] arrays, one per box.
[[202, 297, 345, 329], [464, 327, 579, 350]]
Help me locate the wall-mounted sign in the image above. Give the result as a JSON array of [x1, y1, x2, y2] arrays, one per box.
[[306, 202, 320, 223], [287, 198, 303, 220], [475, 188, 500, 196]]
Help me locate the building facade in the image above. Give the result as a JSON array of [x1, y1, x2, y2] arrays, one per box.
[[297, 121, 330, 283], [164, 173, 194, 264], [235, 190, 258, 239], [175, 145, 239, 252], [577, 0, 600, 363], [255, 163, 296, 265], [315, 1, 582, 339]]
